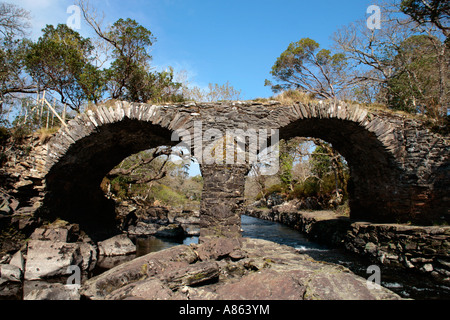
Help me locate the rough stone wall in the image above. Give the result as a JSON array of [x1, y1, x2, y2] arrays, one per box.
[[246, 207, 450, 279], [200, 164, 250, 241]]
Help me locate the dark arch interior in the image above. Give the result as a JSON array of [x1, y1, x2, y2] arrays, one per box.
[[42, 119, 177, 239], [277, 118, 404, 222]]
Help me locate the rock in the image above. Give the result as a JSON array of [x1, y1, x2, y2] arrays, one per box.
[[128, 221, 158, 236], [213, 269, 306, 300], [24, 240, 82, 280], [78, 243, 97, 272], [181, 224, 200, 236], [81, 238, 402, 301], [364, 242, 378, 254], [155, 224, 185, 239], [31, 228, 69, 242], [105, 279, 182, 300], [195, 238, 242, 261], [80, 244, 198, 300], [9, 250, 25, 272], [161, 261, 220, 290], [0, 195, 11, 215], [0, 264, 22, 282], [422, 263, 433, 272], [0, 254, 10, 264], [98, 234, 136, 257], [23, 281, 80, 300]]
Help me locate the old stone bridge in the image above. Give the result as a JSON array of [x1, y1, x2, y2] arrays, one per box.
[[33, 100, 449, 241]]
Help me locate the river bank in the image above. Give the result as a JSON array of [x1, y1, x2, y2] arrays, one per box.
[[245, 203, 450, 287]]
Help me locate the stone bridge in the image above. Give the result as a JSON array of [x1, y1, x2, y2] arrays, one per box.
[[35, 100, 449, 241]]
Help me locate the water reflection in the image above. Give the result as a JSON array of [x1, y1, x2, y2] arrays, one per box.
[[136, 236, 199, 257]]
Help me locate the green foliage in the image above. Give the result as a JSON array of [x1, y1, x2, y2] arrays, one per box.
[[109, 175, 133, 200], [310, 145, 332, 180], [104, 18, 183, 103], [25, 24, 104, 112], [278, 141, 295, 190], [266, 37, 350, 99], [291, 178, 320, 198], [150, 184, 188, 208], [255, 184, 284, 201]]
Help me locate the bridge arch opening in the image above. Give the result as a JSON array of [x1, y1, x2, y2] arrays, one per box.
[[275, 117, 404, 222], [42, 118, 179, 239], [246, 136, 350, 213]]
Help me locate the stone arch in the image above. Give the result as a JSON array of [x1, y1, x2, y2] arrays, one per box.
[[272, 102, 448, 224], [41, 101, 196, 237], [39, 99, 449, 241]]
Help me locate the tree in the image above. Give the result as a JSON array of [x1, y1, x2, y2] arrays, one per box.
[[78, 1, 183, 103], [266, 38, 352, 100], [333, 1, 449, 118], [0, 3, 35, 117], [103, 18, 156, 101], [387, 34, 449, 115], [0, 2, 30, 39], [310, 140, 347, 199], [25, 24, 104, 112], [182, 81, 242, 102], [400, 0, 450, 38]]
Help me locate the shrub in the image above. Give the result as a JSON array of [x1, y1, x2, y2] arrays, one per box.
[[0, 126, 10, 145], [291, 178, 320, 199], [150, 184, 187, 208]]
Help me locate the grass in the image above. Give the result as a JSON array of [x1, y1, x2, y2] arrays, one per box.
[[36, 127, 60, 143]]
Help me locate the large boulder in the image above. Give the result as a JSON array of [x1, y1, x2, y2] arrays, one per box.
[[80, 245, 198, 300], [98, 234, 136, 257], [24, 240, 82, 280]]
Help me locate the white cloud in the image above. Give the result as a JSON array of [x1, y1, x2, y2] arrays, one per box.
[[13, 0, 77, 39]]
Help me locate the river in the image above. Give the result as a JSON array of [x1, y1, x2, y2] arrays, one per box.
[[133, 215, 450, 300]]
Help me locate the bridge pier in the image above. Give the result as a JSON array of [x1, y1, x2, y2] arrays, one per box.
[[199, 164, 250, 243]]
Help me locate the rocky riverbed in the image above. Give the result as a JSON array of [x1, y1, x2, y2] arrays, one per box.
[[1, 220, 403, 300], [80, 237, 401, 300]]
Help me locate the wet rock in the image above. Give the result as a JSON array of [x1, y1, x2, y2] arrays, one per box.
[[154, 224, 185, 239], [98, 234, 136, 257]]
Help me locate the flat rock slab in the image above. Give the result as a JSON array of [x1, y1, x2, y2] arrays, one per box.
[[24, 240, 82, 280], [80, 238, 402, 300], [98, 234, 136, 257], [80, 245, 198, 299]]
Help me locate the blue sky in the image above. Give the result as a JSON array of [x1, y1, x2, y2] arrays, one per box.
[[15, 0, 376, 100]]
